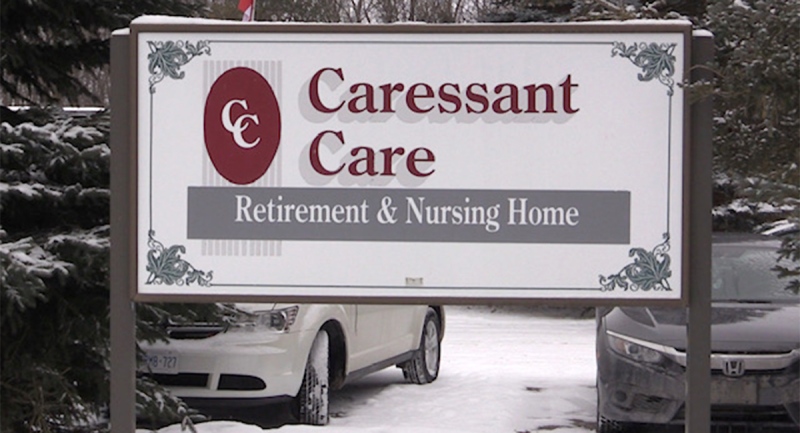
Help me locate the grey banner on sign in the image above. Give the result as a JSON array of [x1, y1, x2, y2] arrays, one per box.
[[187, 187, 630, 244]]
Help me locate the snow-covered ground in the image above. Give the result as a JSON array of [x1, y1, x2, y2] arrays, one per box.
[[142, 306, 598, 433]]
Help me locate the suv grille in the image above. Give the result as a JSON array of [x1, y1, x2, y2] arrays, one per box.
[[166, 324, 225, 340]]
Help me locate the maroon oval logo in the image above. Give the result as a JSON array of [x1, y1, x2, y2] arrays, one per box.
[[204, 67, 281, 185]]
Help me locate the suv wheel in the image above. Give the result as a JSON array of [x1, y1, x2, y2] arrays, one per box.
[[401, 308, 441, 384], [294, 330, 329, 425]]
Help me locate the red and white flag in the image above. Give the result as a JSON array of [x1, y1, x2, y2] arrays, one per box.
[[238, 0, 255, 21]]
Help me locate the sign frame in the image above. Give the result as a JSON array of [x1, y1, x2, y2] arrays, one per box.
[[128, 19, 693, 306], [112, 23, 714, 433]]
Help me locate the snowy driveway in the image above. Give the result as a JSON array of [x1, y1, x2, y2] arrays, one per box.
[[318, 306, 598, 433], [151, 306, 599, 433]]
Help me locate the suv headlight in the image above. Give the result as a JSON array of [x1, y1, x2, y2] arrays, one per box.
[[229, 306, 299, 333], [607, 332, 665, 364]]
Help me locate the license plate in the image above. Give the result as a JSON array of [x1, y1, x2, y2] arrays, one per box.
[[711, 377, 757, 405], [144, 351, 179, 375]]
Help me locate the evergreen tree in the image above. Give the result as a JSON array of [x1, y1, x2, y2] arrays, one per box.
[[704, 0, 799, 191], [0, 0, 207, 105], [1, 108, 113, 432]]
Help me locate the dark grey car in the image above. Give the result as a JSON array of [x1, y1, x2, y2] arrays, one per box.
[[596, 233, 800, 432]]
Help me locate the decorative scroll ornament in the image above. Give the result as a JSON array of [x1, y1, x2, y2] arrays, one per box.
[[599, 233, 672, 292], [146, 230, 213, 286], [147, 40, 211, 93], [612, 42, 676, 96]]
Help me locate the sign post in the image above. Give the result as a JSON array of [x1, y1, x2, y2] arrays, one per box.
[[686, 31, 714, 433], [110, 18, 712, 432], [110, 29, 136, 432]]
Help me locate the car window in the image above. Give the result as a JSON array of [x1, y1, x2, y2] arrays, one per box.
[[712, 242, 798, 302]]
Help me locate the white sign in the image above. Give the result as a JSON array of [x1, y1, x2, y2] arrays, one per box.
[[131, 17, 691, 303]]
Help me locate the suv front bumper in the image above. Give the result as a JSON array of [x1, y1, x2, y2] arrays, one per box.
[[141, 327, 318, 401]]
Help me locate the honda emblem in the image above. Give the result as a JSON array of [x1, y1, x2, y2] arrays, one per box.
[[722, 359, 745, 377]]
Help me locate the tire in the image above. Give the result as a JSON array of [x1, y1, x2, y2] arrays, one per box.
[[401, 308, 441, 384], [293, 330, 329, 425]]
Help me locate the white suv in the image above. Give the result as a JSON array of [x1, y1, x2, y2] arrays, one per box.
[[141, 304, 444, 425]]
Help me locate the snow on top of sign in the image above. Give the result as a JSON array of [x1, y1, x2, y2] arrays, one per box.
[[693, 29, 714, 38], [131, 15, 233, 25], [534, 18, 692, 27], [130, 14, 692, 27]]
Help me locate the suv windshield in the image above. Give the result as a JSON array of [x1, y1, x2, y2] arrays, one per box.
[[712, 240, 798, 302]]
